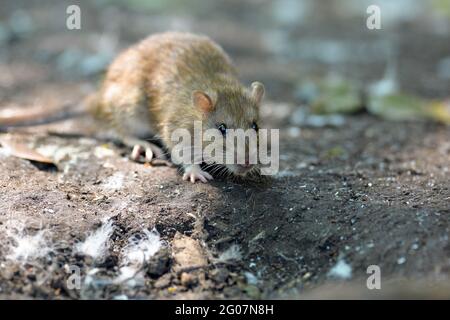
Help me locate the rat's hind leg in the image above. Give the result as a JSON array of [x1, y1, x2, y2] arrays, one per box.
[[105, 103, 167, 163], [97, 49, 166, 163], [102, 89, 166, 162], [122, 136, 166, 162], [113, 109, 166, 162]]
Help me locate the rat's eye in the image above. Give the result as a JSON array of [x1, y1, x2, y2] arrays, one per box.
[[252, 122, 258, 131], [218, 123, 227, 135]]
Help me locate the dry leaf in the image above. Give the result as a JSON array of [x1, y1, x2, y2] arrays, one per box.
[[368, 94, 450, 125], [427, 100, 450, 125], [311, 78, 363, 114], [0, 135, 54, 164], [367, 94, 428, 121]]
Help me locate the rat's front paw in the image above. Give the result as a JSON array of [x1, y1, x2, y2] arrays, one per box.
[[182, 165, 213, 183]]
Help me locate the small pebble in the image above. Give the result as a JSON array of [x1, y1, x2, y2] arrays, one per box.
[[180, 272, 197, 287]]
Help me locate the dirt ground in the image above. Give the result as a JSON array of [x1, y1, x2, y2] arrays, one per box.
[[0, 1, 449, 299]]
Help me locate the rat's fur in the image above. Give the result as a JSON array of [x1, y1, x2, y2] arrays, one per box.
[[90, 32, 264, 181], [0, 32, 265, 182]]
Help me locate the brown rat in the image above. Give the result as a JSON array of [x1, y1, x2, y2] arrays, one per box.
[[0, 32, 266, 183]]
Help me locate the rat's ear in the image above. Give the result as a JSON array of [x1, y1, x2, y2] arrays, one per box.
[[251, 81, 265, 105], [192, 90, 215, 113]]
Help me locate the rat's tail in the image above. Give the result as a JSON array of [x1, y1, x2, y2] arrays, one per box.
[[0, 94, 97, 131]]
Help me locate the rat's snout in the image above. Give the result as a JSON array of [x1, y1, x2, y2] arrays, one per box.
[[225, 138, 258, 175], [236, 156, 255, 174], [236, 163, 254, 175], [239, 159, 252, 168]]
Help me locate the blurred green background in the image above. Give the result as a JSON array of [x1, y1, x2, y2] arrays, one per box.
[[0, 0, 449, 121]]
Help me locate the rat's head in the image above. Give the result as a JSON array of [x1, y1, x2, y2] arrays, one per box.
[[192, 81, 265, 177]]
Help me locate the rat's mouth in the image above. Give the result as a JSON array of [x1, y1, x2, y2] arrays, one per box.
[[203, 161, 257, 177], [228, 163, 255, 176]]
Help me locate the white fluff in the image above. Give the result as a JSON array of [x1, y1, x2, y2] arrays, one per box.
[[218, 244, 242, 262], [114, 266, 146, 287], [327, 259, 352, 279], [115, 229, 162, 287], [76, 219, 114, 260], [122, 229, 162, 264], [5, 222, 51, 262]]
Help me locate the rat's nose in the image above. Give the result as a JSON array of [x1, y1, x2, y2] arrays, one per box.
[[244, 160, 251, 167], [239, 160, 252, 168]]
